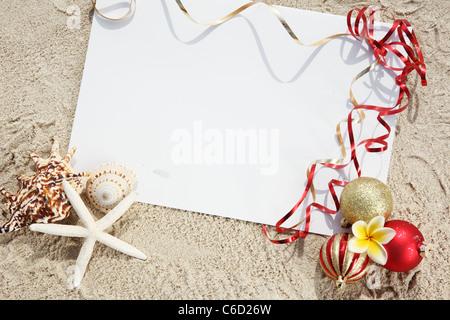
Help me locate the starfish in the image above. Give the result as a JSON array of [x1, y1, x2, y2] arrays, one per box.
[[30, 180, 147, 288]]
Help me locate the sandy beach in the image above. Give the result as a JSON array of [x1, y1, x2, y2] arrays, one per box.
[[0, 0, 448, 300]]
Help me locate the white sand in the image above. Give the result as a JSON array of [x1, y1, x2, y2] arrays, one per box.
[[0, 0, 448, 299]]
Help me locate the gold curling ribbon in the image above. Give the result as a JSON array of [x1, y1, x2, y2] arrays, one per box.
[[306, 59, 379, 202], [173, 0, 376, 204], [91, 0, 136, 21], [175, 0, 349, 46]]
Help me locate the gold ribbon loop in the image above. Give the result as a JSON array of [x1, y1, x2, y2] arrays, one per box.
[[304, 61, 378, 205], [91, 0, 136, 21], [175, 0, 349, 47]]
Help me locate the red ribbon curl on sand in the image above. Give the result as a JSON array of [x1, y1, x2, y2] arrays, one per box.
[[263, 7, 427, 244]]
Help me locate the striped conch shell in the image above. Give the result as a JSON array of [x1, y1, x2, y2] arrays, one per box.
[[86, 162, 137, 213], [0, 140, 90, 233], [319, 233, 370, 289]]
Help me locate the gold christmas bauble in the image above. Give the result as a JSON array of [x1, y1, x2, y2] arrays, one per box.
[[340, 177, 393, 226]]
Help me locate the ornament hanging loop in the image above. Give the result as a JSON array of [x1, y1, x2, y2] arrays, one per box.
[[336, 276, 346, 290], [419, 243, 427, 258]]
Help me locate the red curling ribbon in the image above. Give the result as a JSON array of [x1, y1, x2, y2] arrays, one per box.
[[347, 7, 427, 85], [263, 164, 317, 243], [265, 7, 427, 243]]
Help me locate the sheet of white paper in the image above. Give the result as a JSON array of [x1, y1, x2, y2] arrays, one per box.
[[70, 0, 402, 236]]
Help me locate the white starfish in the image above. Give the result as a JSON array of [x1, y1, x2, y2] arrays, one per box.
[[30, 180, 147, 288]]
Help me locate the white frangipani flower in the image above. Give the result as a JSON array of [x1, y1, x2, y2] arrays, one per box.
[[348, 216, 396, 265]]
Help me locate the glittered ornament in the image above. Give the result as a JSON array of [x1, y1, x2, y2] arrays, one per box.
[[340, 177, 393, 227], [319, 233, 370, 289], [382, 220, 426, 272]]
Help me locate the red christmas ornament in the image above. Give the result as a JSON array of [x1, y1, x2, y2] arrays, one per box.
[[383, 220, 426, 272], [319, 233, 370, 289]]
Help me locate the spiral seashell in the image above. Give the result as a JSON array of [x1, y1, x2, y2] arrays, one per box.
[[319, 233, 370, 289], [86, 162, 137, 213]]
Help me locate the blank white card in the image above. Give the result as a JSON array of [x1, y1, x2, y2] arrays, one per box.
[[70, 0, 400, 236]]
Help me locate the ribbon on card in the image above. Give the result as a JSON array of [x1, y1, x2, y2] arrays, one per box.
[[264, 7, 427, 243]]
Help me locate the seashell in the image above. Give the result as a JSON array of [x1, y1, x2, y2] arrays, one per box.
[[0, 140, 90, 233], [319, 233, 370, 289], [86, 162, 137, 213]]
